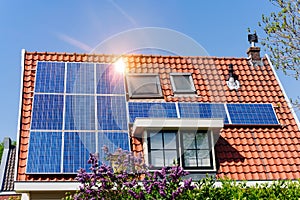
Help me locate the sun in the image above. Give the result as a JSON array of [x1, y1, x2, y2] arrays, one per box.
[[114, 58, 126, 73]]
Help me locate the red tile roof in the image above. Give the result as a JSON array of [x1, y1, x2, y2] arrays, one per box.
[[17, 51, 300, 181]]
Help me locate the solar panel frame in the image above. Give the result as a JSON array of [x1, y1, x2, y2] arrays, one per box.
[[63, 132, 96, 173], [31, 94, 64, 130], [35, 62, 65, 93], [226, 103, 279, 125], [96, 64, 125, 94], [178, 103, 229, 123], [128, 102, 178, 123], [26, 132, 62, 173], [66, 62, 95, 94]]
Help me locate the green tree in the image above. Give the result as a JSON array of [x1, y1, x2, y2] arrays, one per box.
[[259, 0, 300, 109], [0, 142, 3, 163], [259, 0, 299, 79]]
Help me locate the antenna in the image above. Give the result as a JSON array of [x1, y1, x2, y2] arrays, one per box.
[[248, 33, 258, 47]]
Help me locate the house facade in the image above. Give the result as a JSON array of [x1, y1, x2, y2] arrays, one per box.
[[13, 46, 300, 199]]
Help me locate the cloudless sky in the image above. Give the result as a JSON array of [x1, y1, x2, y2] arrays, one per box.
[[0, 0, 299, 142]]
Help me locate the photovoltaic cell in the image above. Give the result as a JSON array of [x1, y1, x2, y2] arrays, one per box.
[[35, 62, 65, 93], [96, 64, 125, 94], [65, 95, 96, 130], [97, 96, 128, 130], [178, 103, 229, 123], [97, 132, 130, 163], [27, 132, 62, 173], [63, 132, 96, 173], [128, 102, 178, 123], [227, 103, 278, 125], [66, 63, 95, 94], [31, 94, 64, 130]]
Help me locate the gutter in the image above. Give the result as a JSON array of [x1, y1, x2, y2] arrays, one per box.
[[266, 54, 300, 130]]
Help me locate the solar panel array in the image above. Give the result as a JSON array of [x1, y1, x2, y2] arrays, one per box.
[[128, 102, 278, 125], [28, 62, 129, 173], [27, 61, 279, 173]]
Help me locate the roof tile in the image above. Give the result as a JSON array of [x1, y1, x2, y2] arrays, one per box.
[[16, 52, 300, 182]]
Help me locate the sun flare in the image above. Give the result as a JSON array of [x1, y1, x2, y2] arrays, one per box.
[[114, 58, 126, 73]]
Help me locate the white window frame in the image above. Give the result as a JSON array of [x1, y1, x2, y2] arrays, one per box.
[[142, 128, 217, 172], [170, 73, 196, 94], [126, 74, 163, 98]]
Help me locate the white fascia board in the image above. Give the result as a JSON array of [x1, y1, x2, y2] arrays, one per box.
[[133, 118, 224, 135], [15, 49, 26, 181], [266, 54, 300, 130], [14, 182, 80, 192]]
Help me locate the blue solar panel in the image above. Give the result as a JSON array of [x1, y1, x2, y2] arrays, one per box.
[[35, 62, 65, 93], [66, 63, 95, 94], [178, 103, 229, 123], [97, 131, 130, 163], [27, 132, 62, 173], [65, 95, 96, 130], [31, 94, 64, 130], [128, 102, 178, 123], [97, 96, 128, 130], [227, 103, 278, 125], [96, 64, 125, 94], [63, 132, 96, 173]]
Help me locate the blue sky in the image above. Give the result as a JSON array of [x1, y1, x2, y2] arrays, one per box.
[[0, 0, 299, 142]]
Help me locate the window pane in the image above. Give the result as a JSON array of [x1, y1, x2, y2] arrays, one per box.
[[197, 150, 211, 166], [127, 75, 162, 98], [164, 132, 176, 149], [150, 132, 163, 149], [150, 150, 164, 167], [164, 150, 177, 166], [183, 132, 196, 149], [196, 132, 209, 149], [171, 74, 195, 93], [173, 75, 192, 90], [184, 150, 197, 167]]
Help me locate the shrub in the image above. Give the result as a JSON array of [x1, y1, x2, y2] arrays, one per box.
[[64, 149, 300, 200]]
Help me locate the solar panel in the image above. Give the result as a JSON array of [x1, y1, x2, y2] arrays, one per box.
[[35, 62, 65, 93], [30, 61, 131, 174], [27, 132, 62, 173], [97, 96, 128, 130], [227, 103, 279, 125], [65, 95, 96, 130], [97, 131, 130, 164], [96, 64, 125, 94], [178, 103, 229, 123], [66, 63, 95, 94], [128, 102, 178, 123], [63, 132, 96, 173], [31, 94, 64, 130]]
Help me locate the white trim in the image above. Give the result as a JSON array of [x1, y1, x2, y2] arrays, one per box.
[[266, 54, 300, 129], [15, 49, 26, 182], [14, 182, 80, 192], [133, 118, 224, 135]]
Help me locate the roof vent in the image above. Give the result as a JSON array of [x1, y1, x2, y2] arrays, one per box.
[[226, 64, 240, 91], [247, 33, 261, 66]]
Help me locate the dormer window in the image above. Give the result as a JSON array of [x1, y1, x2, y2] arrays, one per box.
[[170, 73, 196, 94], [126, 74, 163, 98]]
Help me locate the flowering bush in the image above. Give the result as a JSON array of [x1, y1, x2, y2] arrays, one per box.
[[64, 148, 193, 200], [64, 148, 300, 199]]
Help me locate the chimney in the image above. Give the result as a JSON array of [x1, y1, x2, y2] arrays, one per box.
[[247, 33, 261, 65], [247, 46, 261, 61]]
